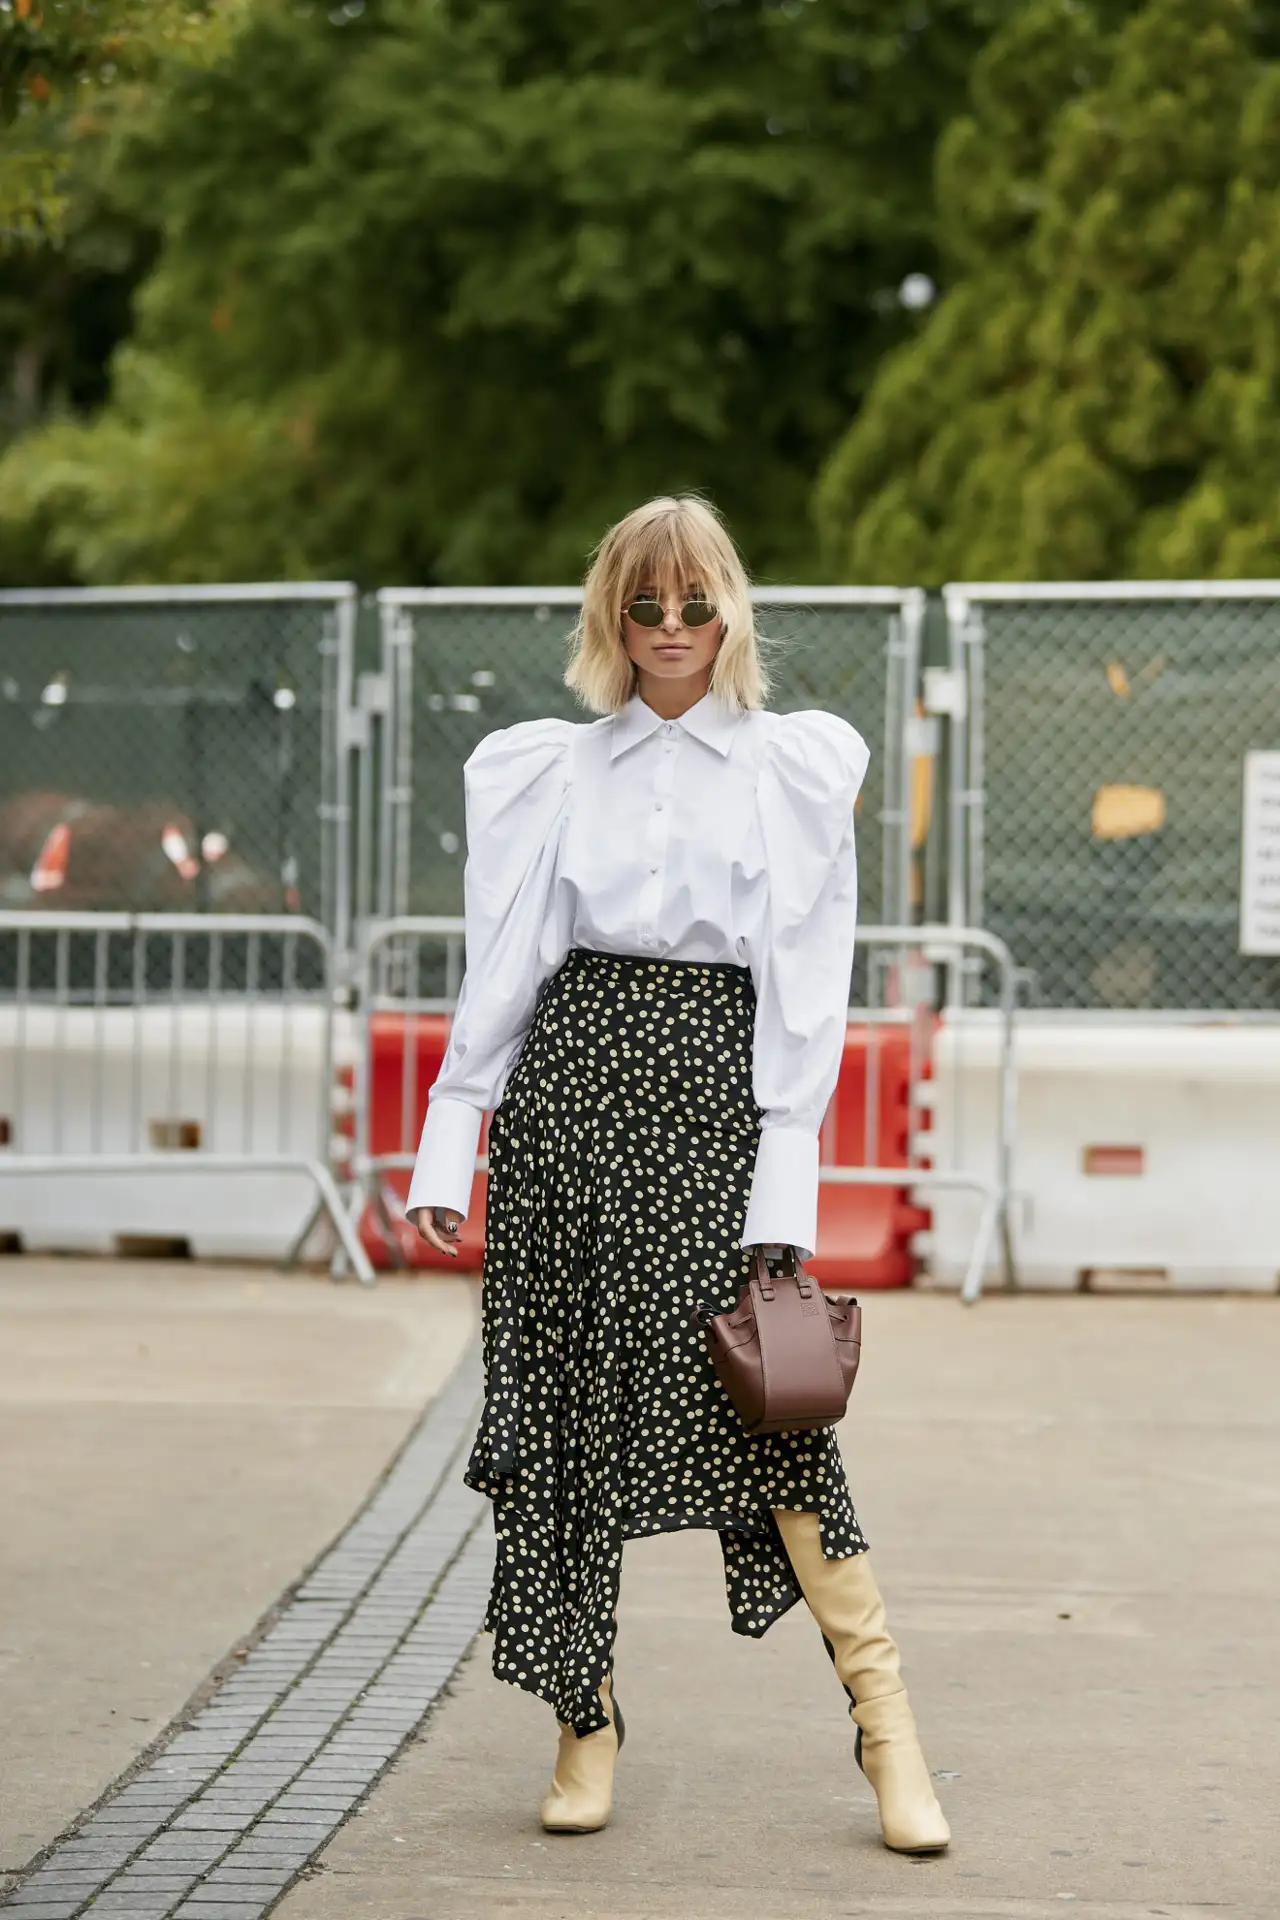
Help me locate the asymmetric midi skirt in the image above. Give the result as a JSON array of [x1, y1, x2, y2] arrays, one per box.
[[464, 946, 867, 1736]]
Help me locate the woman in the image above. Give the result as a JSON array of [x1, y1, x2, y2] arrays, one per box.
[[406, 495, 949, 1853]]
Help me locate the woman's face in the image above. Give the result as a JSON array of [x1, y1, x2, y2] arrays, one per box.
[[620, 574, 724, 688]]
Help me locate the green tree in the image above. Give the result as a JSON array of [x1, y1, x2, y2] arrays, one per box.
[[0, 0, 1007, 586], [0, 0, 248, 581], [1, 0, 246, 242], [817, 0, 1274, 583], [1155, 61, 1280, 572]]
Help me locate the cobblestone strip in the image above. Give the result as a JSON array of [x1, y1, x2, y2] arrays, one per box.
[[2, 1337, 492, 1920]]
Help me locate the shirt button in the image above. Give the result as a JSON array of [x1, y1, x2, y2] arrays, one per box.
[[655, 802, 664, 812], [661, 721, 673, 733]]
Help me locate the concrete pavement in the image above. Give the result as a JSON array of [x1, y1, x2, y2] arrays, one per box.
[[272, 1293, 1280, 1920], [0, 1258, 476, 1887]]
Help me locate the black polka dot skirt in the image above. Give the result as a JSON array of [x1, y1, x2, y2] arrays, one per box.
[[465, 946, 867, 1736]]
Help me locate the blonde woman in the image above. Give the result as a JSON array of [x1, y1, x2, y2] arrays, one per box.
[[406, 496, 949, 1853]]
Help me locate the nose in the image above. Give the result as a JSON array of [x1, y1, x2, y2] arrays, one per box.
[[661, 604, 682, 634]]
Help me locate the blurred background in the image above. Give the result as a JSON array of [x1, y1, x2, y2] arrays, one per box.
[[5, 0, 1280, 590], [3, 0, 1280, 1296]]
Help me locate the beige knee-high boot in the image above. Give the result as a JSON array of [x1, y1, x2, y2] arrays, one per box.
[[772, 1509, 950, 1853], [539, 1679, 625, 1834]]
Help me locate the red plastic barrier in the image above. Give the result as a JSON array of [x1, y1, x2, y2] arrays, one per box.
[[358, 1012, 487, 1271], [358, 1012, 934, 1286], [808, 1022, 935, 1291]]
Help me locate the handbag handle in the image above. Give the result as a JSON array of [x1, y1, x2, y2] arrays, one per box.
[[751, 1243, 813, 1302]]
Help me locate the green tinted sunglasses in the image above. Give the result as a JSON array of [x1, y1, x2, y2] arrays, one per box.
[[624, 597, 718, 629]]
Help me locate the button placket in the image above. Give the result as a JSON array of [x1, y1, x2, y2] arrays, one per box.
[[637, 728, 678, 946]]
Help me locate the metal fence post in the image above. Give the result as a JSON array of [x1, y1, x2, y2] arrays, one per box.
[[328, 587, 358, 966], [884, 588, 925, 929]]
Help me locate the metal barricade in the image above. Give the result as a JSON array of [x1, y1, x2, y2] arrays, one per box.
[[943, 581, 1280, 1011], [0, 585, 358, 956], [846, 926, 1018, 1305], [351, 918, 1016, 1305], [372, 587, 923, 938], [347, 917, 464, 1259], [0, 911, 373, 1283]]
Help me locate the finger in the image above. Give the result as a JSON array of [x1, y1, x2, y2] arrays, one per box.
[[420, 1211, 464, 1255]]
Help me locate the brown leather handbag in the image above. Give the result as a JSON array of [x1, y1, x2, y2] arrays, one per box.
[[694, 1245, 861, 1436]]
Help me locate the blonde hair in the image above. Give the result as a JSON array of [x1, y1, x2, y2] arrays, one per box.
[[565, 494, 773, 714]]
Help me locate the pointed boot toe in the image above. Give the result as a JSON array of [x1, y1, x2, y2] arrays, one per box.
[[539, 1685, 623, 1834], [854, 1701, 950, 1853]]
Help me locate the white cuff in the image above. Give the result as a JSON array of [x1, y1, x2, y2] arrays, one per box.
[[739, 1125, 819, 1264], [405, 1095, 484, 1224]]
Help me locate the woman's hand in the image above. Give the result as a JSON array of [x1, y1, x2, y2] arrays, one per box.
[[411, 1206, 463, 1258]]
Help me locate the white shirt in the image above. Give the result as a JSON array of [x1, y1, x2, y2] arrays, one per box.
[[405, 686, 870, 1262]]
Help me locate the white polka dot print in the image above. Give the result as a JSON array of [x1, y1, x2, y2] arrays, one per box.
[[465, 946, 867, 1737]]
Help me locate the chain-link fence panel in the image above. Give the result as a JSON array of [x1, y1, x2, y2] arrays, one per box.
[[0, 586, 356, 948], [945, 584, 1280, 1011], [376, 588, 920, 992]]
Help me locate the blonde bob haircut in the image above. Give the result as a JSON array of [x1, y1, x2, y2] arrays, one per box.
[[565, 494, 774, 715]]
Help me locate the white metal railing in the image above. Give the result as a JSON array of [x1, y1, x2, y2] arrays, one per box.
[[836, 924, 1018, 1304], [349, 918, 1017, 1303], [0, 911, 373, 1282]]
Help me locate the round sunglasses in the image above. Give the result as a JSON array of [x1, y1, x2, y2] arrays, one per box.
[[623, 597, 718, 630]]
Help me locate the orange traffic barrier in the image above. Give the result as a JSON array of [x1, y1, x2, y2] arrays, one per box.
[[358, 1011, 933, 1286]]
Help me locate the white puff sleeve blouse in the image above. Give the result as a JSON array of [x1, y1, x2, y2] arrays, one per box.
[[405, 687, 870, 1263]]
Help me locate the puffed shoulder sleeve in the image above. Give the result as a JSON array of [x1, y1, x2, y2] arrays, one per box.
[[740, 710, 870, 1262], [405, 717, 575, 1226]]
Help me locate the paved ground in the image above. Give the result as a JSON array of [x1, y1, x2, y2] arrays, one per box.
[[0, 1258, 476, 1888], [272, 1292, 1280, 1920]]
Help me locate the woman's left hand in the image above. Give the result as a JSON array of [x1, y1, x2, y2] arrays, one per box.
[[409, 1205, 463, 1257]]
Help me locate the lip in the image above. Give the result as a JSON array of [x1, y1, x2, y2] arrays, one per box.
[[654, 644, 690, 656]]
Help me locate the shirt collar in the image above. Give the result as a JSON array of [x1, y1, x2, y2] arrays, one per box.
[[609, 687, 744, 762]]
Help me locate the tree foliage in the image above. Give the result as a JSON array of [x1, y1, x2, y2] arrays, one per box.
[[0, 0, 1005, 585], [0, 0, 249, 558], [817, 0, 1280, 583], [0, 0, 246, 243]]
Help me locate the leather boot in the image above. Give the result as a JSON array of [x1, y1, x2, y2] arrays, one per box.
[[772, 1509, 950, 1853], [539, 1678, 625, 1834]]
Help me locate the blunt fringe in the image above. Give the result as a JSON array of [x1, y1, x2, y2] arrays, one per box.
[[564, 494, 773, 714]]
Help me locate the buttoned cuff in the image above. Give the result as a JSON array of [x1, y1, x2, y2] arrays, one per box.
[[405, 1095, 484, 1224], [739, 1124, 819, 1264]]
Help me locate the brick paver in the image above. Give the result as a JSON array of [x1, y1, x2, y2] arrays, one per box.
[[1, 1343, 489, 1920]]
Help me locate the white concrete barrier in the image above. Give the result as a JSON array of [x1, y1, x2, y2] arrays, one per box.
[[926, 1014, 1280, 1292], [0, 914, 369, 1276], [0, 1003, 354, 1260]]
